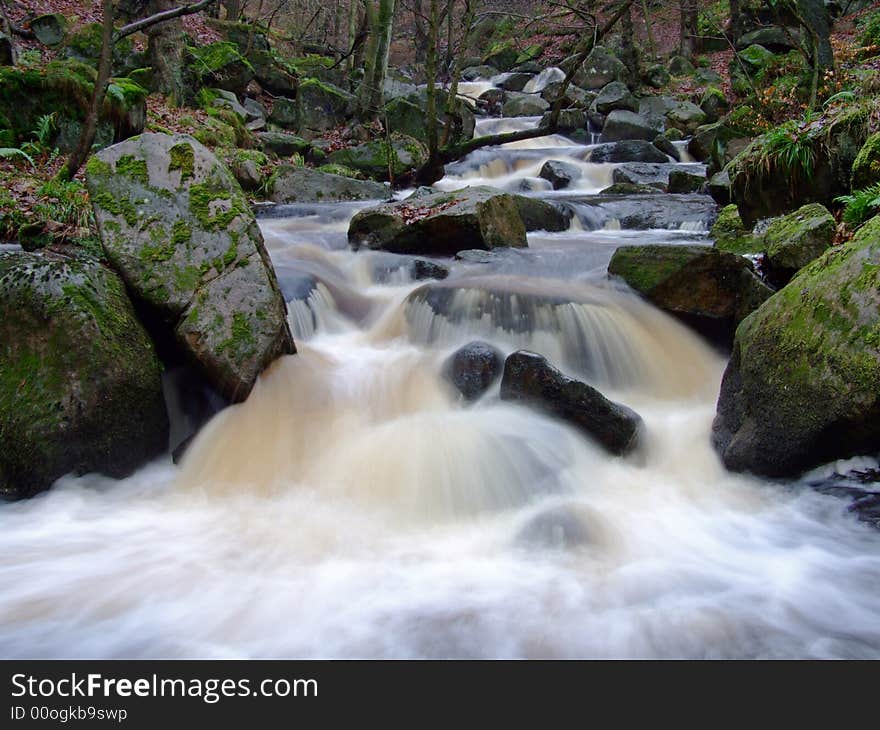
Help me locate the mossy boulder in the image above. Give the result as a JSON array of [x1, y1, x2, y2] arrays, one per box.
[[712, 217, 880, 477], [711, 204, 762, 254], [255, 130, 312, 158], [599, 110, 664, 143], [483, 41, 519, 71], [0, 250, 168, 499], [85, 133, 295, 402], [64, 22, 140, 75], [268, 165, 389, 203], [294, 77, 355, 134], [700, 87, 729, 123], [668, 54, 695, 76], [667, 169, 705, 194], [349, 186, 528, 255], [763, 203, 835, 285], [328, 135, 428, 181], [247, 49, 298, 96], [0, 61, 146, 151], [186, 42, 254, 98], [608, 244, 772, 345], [738, 43, 775, 70], [665, 101, 707, 135], [32, 13, 67, 47], [852, 132, 880, 190], [566, 46, 626, 90]]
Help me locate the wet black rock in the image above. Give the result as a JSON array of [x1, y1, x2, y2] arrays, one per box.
[[539, 160, 581, 190], [589, 140, 668, 164], [411, 259, 450, 281], [500, 350, 643, 456], [443, 341, 504, 401]]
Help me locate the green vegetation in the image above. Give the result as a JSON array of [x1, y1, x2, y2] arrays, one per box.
[[836, 183, 880, 227]]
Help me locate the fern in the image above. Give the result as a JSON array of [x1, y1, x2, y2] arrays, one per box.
[[836, 183, 880, 227], [33, 113, 57, 147], [0, 147, 34, 166]]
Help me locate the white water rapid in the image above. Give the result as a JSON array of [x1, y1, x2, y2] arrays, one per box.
[[2, 81, 879, 659]]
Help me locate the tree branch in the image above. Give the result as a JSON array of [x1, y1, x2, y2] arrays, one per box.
[[114, 0, 220, 41]]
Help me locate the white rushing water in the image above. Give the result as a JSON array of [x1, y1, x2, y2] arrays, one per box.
[[2, 96, 880, 659]]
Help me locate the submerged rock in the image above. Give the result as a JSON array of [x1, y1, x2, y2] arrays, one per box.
[[608, 244, 772, 345], [500, 350, 642, 456], [268, 165, 389, 203], [0, 250, 168, 498], [86, 133, 295, 403], [443, 341, 504, 401]]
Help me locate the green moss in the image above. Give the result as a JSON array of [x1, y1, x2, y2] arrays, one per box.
[[85, 156, 113, 178], [218, 311, 256, 358], [140, 224, 175, 263], [852, 132, 880, 190], [188, 41, 253, 75], [168, 142, 195, 183], [115, 154, 150, 185], [171, 219, 192, 247], [94, 191, 139, 227], [189, 182, 247, 231], [711, 204, 762, 254]]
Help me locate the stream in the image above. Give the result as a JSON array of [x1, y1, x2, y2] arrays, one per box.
[[1, 75, 880, 659]]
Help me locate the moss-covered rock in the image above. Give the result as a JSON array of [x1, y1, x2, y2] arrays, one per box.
[[712, 216, 880, 477], [566, 46, 626, 90], [349, 186, 528, 255], [700, 86, 729, 123], [665, 101, 707, 135], [0, 61, 146, 151], [255, 130, 312, 158], [482, 40, 519, 71], [763, 203, 835, 285], [247, 49, 298, 96], [64, 22, 140, 74], [186, 41, 254, 98], [0, 250, 168, 499], [31, 13, 67, 47], [608, 244, 772, 345], [328, 135, 428, 181], [852, 132, 880, 190], [711, 204, 762, 254], [85, 133, 295, 402], [294, 77, 355, 134], [268, 165, 389, 203]]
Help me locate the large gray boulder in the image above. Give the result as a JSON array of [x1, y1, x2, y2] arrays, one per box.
[[348, 186, 527, 255], [567, 46, 627, 90], [500, 350, 643, 456], [599, 110, 664, 143], [539, 160, 581, 190], [0, 250, 168, 499], [592, 81, 637, 114], [86, 133, 295, 402], [269, 165, 389, 203], [713, 217, 880, 478], [502, 92, 550, 117]]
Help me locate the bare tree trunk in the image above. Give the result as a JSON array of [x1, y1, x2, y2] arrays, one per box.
[[0, 0, 17, 65], [224, 0, 241, 20], [620, 1, 638, 86], [679, 0, 697, 58], [148, 0, 186, 103], [63, 0, 115, 181], [444, 0, 454, 73], [425, 0, 439, 158], [368, 0, 395, 111], [729, 0, 743, 47]]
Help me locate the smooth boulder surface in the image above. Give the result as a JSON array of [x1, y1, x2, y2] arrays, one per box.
[[0, 250, 168, 499], [293, 78, 355, 133], [763, 203, 835, 285], [589, 140, 668, 163], [712, 217, 880, 478], [608, 244, 772, 344], [500, 351, 643, 456], [599, 110, 664, 143], [502, 92, 549, 118], [568, 46, 626, 90], [348, 186, 527, 255], [269, 165, 389, 203], [86, 133, 295, 402], [443, 341, 504, 401], [592, 81, 637, 114]]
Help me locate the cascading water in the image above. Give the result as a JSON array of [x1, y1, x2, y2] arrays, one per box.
[[2, 85, 880, 660]]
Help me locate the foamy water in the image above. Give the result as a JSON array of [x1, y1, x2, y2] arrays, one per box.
[[1, 107, 879, 659]]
